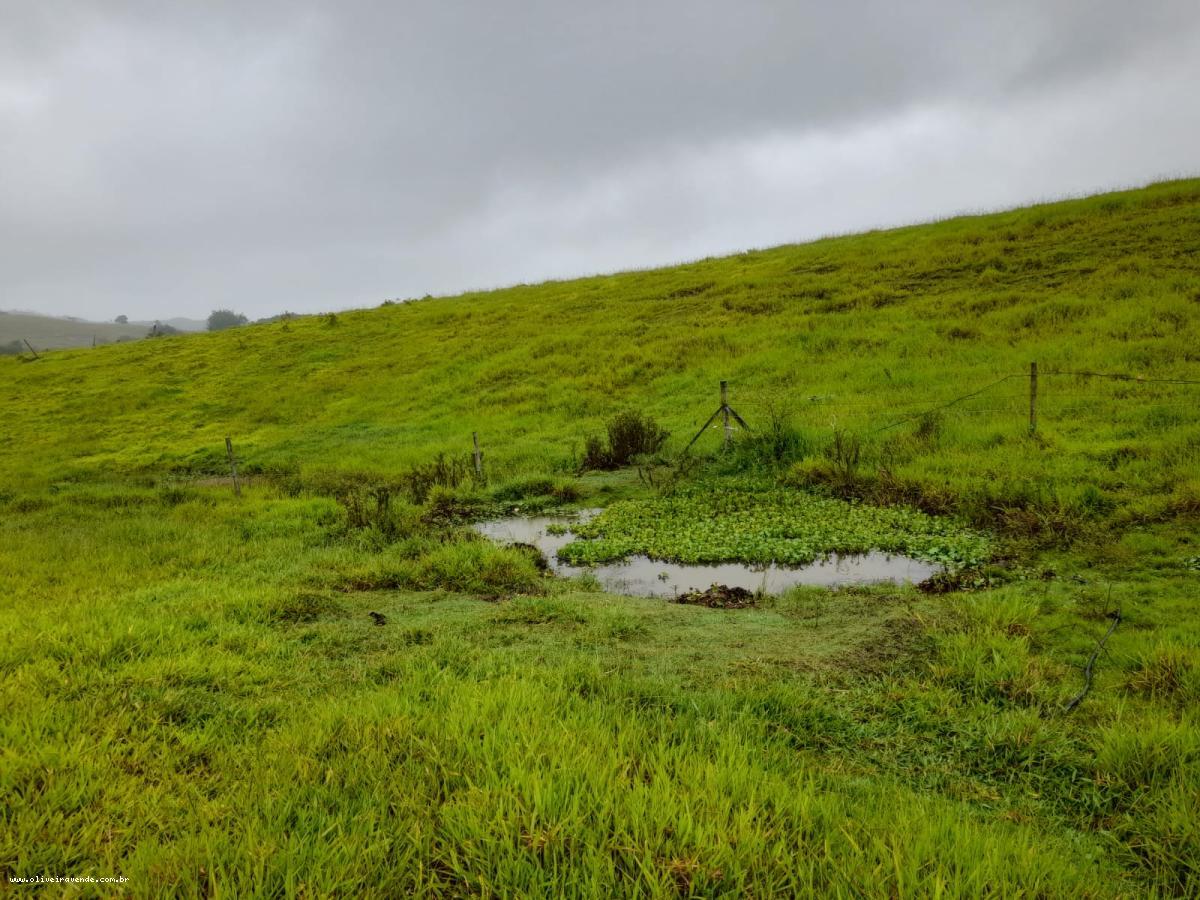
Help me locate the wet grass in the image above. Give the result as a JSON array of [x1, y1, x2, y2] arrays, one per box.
[[2, 179, 1200, 896], [3, 486, 1196, 895]]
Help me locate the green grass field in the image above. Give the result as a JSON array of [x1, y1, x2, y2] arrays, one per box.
[[2, 179, 1198, 897]]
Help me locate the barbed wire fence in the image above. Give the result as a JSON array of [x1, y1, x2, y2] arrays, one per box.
[[684, 363, 1200, 453]]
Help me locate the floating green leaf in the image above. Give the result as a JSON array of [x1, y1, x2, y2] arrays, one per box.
[[559, 481, 989, 570]]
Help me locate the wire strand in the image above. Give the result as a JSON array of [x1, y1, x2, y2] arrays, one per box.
[[1043, 370, 1200, 385], [731, 367, 1197, 435], [867, 374, 1024, 434]]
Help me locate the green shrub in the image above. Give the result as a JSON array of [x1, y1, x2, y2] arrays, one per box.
[[402, 453, 474, 503], [725, 405, 815, 470], [407, 541, 544, 596], [491, 475, 582, 505], [332, 481, 420, 539], [423, 484, 485, 523], [582, 411, 669, 470]]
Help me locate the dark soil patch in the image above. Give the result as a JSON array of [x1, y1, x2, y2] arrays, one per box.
[[674, 584, 757, 609]]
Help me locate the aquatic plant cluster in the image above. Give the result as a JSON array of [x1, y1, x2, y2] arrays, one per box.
[[559, 483, 990, 569]]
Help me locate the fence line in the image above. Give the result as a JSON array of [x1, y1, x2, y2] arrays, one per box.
[[1043, 370, 1200, 386], [868, 374, 1026, 435], [691, 363, 1197, 451]]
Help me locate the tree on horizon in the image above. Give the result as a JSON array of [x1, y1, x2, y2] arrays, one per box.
[[207, 309, 248, 332]]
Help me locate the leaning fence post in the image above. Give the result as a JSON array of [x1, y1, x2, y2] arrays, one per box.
[[683, 380, 749, 455], [225, 436, 241, 496], [721, 380, 732, 451], [1029, 361, 1038, 434], [472, 431, 484, 479], [23, 339, 40, 360]]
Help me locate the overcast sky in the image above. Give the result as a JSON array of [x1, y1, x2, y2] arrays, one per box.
[[2, 1, 1199, 322]]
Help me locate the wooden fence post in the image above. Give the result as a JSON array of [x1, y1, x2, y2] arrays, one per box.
[[721, 380, 732, 451], [225, 436, 241, 496], [472, 432, 483, 479], [683, 380, 749, 455], [1029, 361, 1038, 434], [23, 340, 39, 360]]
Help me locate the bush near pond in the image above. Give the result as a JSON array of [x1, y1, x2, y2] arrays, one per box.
[[581, 410, 669, 470]]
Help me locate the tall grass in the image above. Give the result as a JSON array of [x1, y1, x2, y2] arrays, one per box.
[[2, 180, 1199, 895]]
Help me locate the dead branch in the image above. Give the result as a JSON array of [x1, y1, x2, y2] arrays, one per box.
[[1063, 608, 1121, 714]]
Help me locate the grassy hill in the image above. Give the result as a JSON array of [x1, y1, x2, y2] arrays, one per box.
[[0, 311, 205, 354], [2, 180, 1198, 896], [0, 310, 153, 352]]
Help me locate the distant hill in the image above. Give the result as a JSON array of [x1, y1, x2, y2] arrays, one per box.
[[0, 311, 151, 352], [134, 317, 207, 333], [0, 311, 203, 352]]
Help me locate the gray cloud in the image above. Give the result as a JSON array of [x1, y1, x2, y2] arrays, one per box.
[[2, 1, 1198, 319]]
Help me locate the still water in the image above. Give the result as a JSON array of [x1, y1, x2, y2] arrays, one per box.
[[473, 510, 939, 598]]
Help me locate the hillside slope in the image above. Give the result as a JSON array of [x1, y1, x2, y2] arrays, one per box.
[[3, 179, 1197, 514], [2, 180, 1198, 897]]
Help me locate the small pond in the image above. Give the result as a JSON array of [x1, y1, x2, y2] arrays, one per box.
[[473, 510, 940, 598]]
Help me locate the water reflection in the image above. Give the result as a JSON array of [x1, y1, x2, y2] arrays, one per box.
[[473, 510, 939, 598]]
